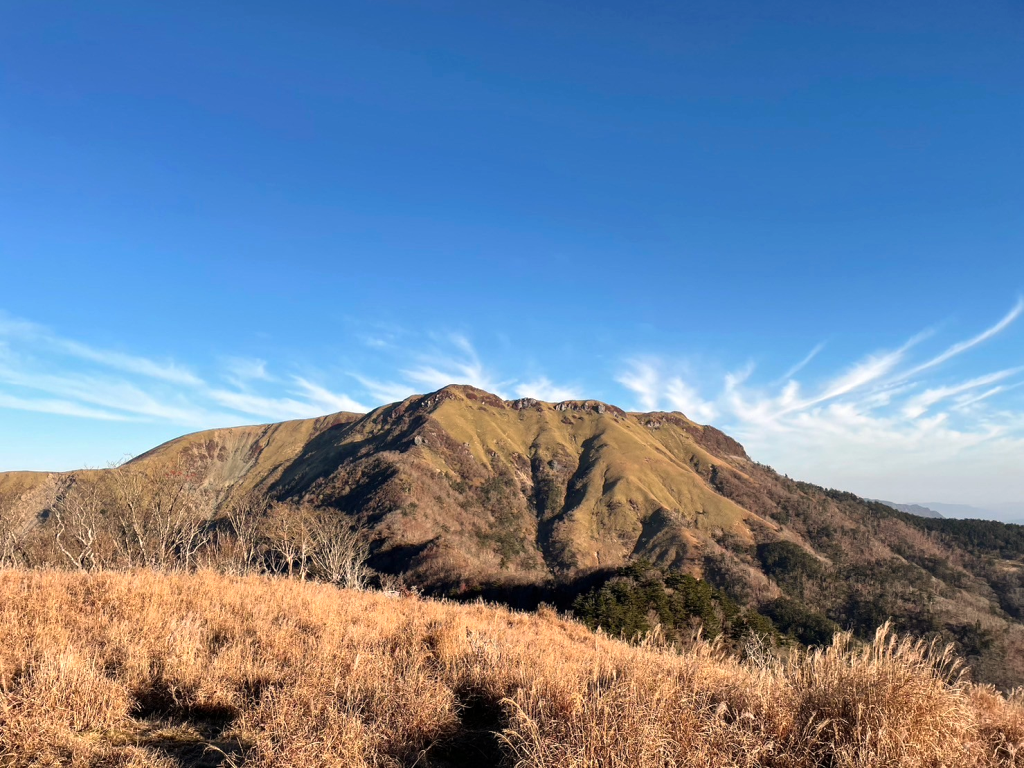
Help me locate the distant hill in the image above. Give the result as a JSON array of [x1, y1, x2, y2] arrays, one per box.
[[869, 500, 944, 519], [992, 502, 1024, 519], [4, 384, 1024, 688], [917, 501, 999, 519], [914, 501, 1024, 524]]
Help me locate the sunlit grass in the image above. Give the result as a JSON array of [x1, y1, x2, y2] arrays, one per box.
[[1, 568, 1022, 767]]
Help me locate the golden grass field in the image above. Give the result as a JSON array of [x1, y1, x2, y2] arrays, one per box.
[[1, 569, 1023, 767]]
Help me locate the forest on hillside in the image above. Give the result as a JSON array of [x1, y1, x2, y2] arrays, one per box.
[[4, 454, 1024, 691]]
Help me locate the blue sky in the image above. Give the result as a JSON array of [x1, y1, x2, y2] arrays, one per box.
[[1, 1, 1022, 510]]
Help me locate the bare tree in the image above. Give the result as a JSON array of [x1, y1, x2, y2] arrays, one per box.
[[49, 475, 107, 571], [309, 510, 371, 590], [224, 492, 270, 574], [173, 484, 215, 570], [0, 489, 26, 567], [265, 503, 318, 580], [107, 450, 215, 570]]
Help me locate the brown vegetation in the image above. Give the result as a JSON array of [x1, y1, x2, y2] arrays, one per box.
[[1, 568, 1023, 767], [4, 384, 1024, 691]]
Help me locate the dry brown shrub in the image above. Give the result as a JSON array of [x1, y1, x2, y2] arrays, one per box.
[[781, 624, 974, 767], [0, 569, 1022, 767]]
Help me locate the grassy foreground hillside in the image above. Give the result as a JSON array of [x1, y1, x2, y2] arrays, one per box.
[[2, 569, 1023, 767]]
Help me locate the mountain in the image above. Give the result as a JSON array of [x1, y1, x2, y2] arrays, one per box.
[[870, 500, 944, 519], [4, 384, 1024, 688], [992, 502, 1024, 519], [917, 501, 1002, 519], [914, 501, 1024, 525], [1, 385, 760, 584]]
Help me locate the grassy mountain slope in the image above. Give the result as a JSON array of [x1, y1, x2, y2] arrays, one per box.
[[1, 385, 774, 584], [4, 384, 1024, 687]]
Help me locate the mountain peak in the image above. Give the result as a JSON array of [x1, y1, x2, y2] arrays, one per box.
[[4, 384, 1024, 687], [416, 384, 506, 409]]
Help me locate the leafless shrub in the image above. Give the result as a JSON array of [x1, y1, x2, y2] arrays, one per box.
[[224, 491, 270, 574], [106, 453, 215, 570], [263, 502, 318, 579], [0, 490, 29, 568], [260, 503, 371, 588], [309, 510, 371, 590], [49, 475, 108, 571]]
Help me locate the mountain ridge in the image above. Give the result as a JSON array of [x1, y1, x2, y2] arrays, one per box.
[[869, 500, 944, 519], [0, 384, 820, 594], [3, 384, 1024, 688]]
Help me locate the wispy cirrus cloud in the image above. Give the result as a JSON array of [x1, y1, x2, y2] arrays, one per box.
[[898, 298, 1023, 380], [0, 317, 579, 433], [0, 312, 202, 386], [222, 357, 271, 385], [901, 369, 1021, 419], [0, 314, 369, 426], [0, 365, 214, 424], [515, 377, 583, 402], [292, 378, 366, 413], [360, 334, 581, 404], [349, 374, 418, 405], [953, 381, 1024, 413], [0, 391, 131, 421], [402, 333, 502, 394], [777, 341, 825, 382], [3, 302, 1021, 509], [616, 360, 661, 411], [205, 384, 365, 422], [615, 300, 1024, 507], [617, 359, 719, 422]]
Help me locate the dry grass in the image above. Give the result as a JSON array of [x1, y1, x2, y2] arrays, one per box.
[[0, 569, 1022, 767]]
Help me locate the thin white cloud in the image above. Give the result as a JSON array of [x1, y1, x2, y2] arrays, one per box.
[[952, 386, 1007, 412], [779, 342, 825, 381], [766, 330, 929, 418], [807, 334, 925, 407], [206, 390, 343, 421], [56, 340, 202, 385], [402, 334, 502, 394], [616, 300, 1024, 507], [4, 303, 1023, 509], [449, 333, 477, 359], [350, 375, 417, 405], [0, 313, 202, 385], [902, 369, 1020, 419], [0, 392, 131, 421], [0, 367, 213, 425], [664, 378, 718, 423], [0, 317, 567, 431], [616, 360, 660, 411], [899, 298, 1023, 380], [616, 360, 717, 420], [0, 314, 45, 337], [514, 377, 582, 402], [223, 357, 271, 384], [291, 378, 367, 413], [725, 363, 756, 390], [815, 350, 904, 402], [0, 312, 369, 426]]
